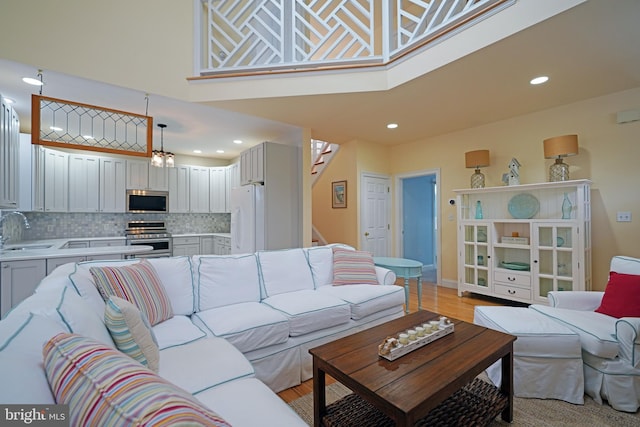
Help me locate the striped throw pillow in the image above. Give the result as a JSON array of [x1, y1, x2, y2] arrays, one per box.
[[104, 296, 159, 372], [332, 247, 379, 286], [43, 333, 231, 427], [90, 260, 173, 325]]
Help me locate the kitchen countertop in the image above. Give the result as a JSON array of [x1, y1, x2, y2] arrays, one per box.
[[0, 239, 153, 261], [172, 233, 230, 238]]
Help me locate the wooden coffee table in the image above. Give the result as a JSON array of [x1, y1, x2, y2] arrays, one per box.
[[309, 311, 516, 426]]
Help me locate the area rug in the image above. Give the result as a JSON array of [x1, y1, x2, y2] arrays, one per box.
[[288, 381, 640, 426]]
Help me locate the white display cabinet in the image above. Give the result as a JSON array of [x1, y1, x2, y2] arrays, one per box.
[[454, 180, 591, 304]]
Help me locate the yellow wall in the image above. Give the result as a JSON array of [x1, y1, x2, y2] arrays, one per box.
[[312, 139, 391, 248], [315, 87, 640, 291]]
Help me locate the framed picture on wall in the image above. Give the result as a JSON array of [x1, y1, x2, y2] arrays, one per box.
[[332, 180, 347, 208]]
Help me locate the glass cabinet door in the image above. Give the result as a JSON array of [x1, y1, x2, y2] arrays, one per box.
[[534, 224, 577, 301], [463, 224, 489, 289]]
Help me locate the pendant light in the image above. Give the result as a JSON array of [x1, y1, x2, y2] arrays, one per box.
[[152, 123, 175, 168]]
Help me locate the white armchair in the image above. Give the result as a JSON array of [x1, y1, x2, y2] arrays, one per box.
[[529, 256, 640, 412]]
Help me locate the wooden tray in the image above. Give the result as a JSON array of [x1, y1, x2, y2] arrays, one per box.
[[379, 323, 455, 361]]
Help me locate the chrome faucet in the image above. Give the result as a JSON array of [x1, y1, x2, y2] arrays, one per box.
[[0, 211, 31, 250]]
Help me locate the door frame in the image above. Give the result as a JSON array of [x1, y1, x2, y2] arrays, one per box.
[[394, 168, 441, 285], [359, 171, 391, 255]]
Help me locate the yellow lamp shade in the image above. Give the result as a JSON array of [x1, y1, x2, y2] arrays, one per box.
[[543, 135, 578, 158], [465, 150, 490, 168]]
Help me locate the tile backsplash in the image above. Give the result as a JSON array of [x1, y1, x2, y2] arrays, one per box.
[[0, 212, 230, 243]]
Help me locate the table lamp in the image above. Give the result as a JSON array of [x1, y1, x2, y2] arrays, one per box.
[[465, 150, 490, 188], [543, 135, 578, 182]]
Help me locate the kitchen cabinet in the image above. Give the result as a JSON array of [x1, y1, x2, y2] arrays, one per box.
[[34, 147, 69, 212], [172, 236, 200, 256], [1, 259, 46, 318], [209, 167, 227, 213], [127, 160, 168, 191], [213, 235, 231, 255], [0, 94, 20, 209], [455, 179, 591, 305], [99, 157, 126, 212], [200, 236, 215, 255], [68, 153, 100, 212], [168, 166, 190, 213], [240, 143, 264, 185], [189, 167, 210, 213], [90, 239, 126, 247]]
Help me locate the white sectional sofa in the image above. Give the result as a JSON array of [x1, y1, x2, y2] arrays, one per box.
[[0, 244, 404, 425]]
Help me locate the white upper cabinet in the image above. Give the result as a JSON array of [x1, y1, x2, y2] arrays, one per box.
[[68, 153, 100, 212], [189, 166, 210, 213], [0, 95, 20, 208], [240, 143, 264, 185], [209, 167, 227, 213], [126, 160, 168, 191], [43, 148, 69, 212], [99, 157, 126, 212], [168, 166, 190, 213]]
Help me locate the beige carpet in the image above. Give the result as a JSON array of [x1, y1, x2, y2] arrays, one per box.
[[288, 381, 640, 426]]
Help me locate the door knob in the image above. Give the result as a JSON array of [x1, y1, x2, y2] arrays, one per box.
[[364, 232, 370, 236]]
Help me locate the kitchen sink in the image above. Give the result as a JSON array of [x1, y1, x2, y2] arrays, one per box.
[[2, 244, 53, 251]]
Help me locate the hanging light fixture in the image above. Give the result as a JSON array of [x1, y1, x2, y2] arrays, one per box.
[[151, 123, 175, 168]]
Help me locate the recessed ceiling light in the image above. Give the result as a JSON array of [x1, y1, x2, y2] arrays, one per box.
[[530, 76, 549, 85], [216, 150, 225, 154], [4, 97, 15, 104], [387, 123, 398, 129], [22, 77, 43, 86], [193, 149, 202, 154], [49, 126, 63, 131], [233, 140, 243, 144]]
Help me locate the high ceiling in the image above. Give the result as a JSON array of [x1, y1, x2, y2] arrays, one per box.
[[1, 0, 638, 159]]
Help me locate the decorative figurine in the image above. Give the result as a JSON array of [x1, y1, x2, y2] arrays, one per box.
[[378, 336, 399, 355], [502, 158, 521, 186]]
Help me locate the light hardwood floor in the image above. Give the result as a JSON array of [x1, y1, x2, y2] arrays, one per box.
[[277, 280, 512, 403]]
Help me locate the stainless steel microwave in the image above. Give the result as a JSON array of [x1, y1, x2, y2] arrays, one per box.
[[126, 190, 169, 213]]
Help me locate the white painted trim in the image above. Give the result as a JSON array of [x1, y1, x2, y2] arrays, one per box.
[[394, 168, 442, 285]]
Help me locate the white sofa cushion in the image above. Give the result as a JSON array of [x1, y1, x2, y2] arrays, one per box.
[[530, 304, 620, 359], [258, 248, 315, 297], [317, 283, 405, 320], [159, 337, 255, 394], [152, 315, 206, 350], [195, 377, 307, 427], [195, 254, 261, 310], [305, 246, 334, 288], [262, 290, 351, 336], [68, 258, 195, 317], [147, 256, 195, 315], [0, 312, 65, 404], [192, 302, 290, 353], [28, 286, 115, 348], [611, 255, 640, 274]]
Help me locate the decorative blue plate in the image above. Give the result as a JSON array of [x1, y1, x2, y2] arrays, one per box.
[[508, 193, 539, 219]]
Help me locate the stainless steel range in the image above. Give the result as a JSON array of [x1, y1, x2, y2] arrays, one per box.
[[125, 220, 172, 258]]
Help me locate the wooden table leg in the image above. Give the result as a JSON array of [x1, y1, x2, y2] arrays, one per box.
[[500, 348, 514, 422], [313, 358, 326, 427]]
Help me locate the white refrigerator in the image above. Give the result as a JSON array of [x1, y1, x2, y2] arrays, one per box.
[[230, 184, 265, 254]]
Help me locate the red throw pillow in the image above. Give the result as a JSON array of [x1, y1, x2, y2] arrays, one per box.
[[594, 272, 640, 318]]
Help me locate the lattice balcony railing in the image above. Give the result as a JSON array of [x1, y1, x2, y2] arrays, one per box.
[[197, 0, 515, 76]]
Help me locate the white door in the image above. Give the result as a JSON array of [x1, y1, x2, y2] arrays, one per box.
[[361, 174, 390, 256]]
